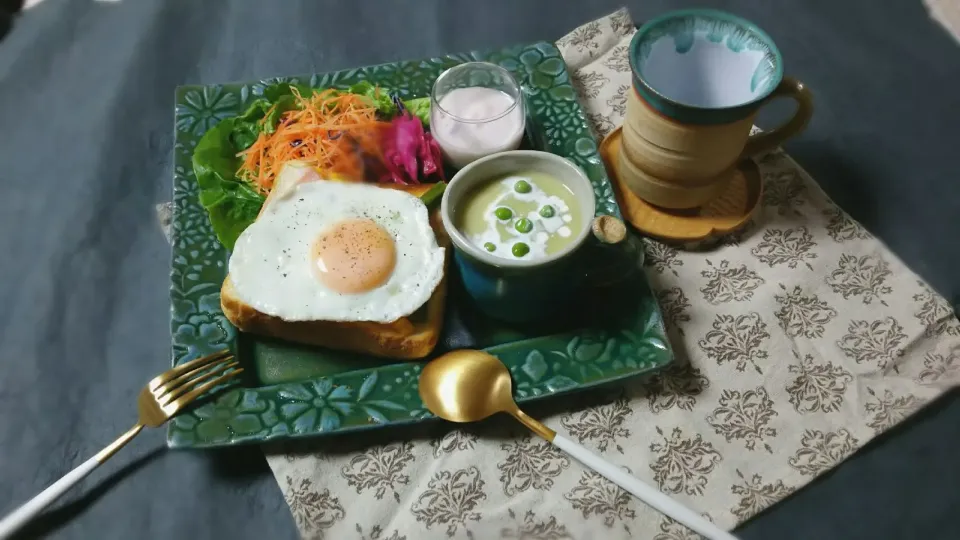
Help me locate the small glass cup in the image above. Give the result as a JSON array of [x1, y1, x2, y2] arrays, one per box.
[[430, 62, 526, 169]]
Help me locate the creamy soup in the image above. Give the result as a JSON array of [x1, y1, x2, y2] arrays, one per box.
[[457, 171, 583, 261]]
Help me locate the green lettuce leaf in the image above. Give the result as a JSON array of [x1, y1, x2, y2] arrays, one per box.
[[417, 182, 446, 207], [192, 117, 265, 250], [263, 95, 297, 131], [348, 81, 396, 116], [347, 81, 430, 124], [189, 82, 435, 251], [402, 97, 431, 126], [263, 82, 313, 102], [230, 98, 270, 150], [233, 86, 302, 141]]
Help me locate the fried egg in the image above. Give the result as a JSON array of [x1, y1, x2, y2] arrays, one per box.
[[227, 174, 445, 323]]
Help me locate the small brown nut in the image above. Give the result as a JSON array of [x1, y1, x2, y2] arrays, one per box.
[[591, 215, 627, 244]]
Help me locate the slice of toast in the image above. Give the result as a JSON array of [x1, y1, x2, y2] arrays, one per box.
[[220, 177, 449, 360]]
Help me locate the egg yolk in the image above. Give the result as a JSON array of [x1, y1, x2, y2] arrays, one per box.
[[311, 218, 397, 294]]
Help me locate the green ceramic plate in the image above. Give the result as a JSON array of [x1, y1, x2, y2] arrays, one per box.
[[168, 41, 672, 449]]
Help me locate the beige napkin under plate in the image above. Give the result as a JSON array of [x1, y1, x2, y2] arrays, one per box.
[[925, 0, 960, 42], [161, 8, 957, 540]]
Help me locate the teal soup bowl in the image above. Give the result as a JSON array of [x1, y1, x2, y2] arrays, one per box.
[[440, 150, 599, 324]]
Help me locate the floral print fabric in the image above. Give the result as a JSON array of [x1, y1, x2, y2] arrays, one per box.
[[262, 8, 960, 539]]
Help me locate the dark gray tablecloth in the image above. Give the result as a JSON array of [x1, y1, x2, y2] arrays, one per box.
[[0, 0, 957, 538]]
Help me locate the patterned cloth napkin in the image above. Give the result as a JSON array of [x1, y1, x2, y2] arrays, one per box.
[[155, 8, 960, 540]]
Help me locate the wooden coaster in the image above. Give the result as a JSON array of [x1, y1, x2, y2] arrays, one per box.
[[599, 127, 762, 243]]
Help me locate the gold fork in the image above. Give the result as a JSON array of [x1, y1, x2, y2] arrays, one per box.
[[0, 350, 241, 538]]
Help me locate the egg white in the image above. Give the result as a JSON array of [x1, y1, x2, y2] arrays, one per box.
[[228, 180, 445, 323]]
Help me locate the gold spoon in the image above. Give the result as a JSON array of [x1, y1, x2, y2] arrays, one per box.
[[419, 350, 737, 540]]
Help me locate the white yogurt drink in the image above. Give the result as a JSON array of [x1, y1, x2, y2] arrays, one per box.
[[430, 63, 526, 169]]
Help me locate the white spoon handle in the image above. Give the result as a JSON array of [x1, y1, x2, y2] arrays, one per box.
[[553, 434, 737, 540]]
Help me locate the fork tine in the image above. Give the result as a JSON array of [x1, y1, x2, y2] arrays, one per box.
[[157, 361, 240, 405], [150, 349, 231, 391], [154, 354, 235, 397], [167, 369, 245, 412]]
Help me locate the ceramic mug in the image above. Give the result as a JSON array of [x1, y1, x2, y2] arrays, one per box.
[[440, 150, 627, 324], [624, 9, 813, 185]]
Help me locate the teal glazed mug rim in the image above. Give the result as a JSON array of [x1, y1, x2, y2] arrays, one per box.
[[628, 8, 785, 125], [440, 150, 597, 271]]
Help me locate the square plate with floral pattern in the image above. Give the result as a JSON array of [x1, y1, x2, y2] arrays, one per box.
[[168, 41, 672, 448]]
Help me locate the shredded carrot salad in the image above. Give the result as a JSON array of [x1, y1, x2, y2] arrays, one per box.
[[237, 87, 388, 193]]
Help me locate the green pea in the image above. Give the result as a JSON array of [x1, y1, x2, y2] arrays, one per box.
[[539, 205, 555, 218], [514, 180, 532, 193], [514, 218, 533, 233], [483, 242, 496, 252], [512, 242, 530, 257], [494, 207, 513, 220]]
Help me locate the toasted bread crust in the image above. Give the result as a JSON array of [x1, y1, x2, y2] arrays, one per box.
[[220, 271, 446, 360], [221, 181, 448, 360]]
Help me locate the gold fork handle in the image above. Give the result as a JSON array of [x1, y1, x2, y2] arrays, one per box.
[[0, 424, 144, 539], [94, 424, 144, 462]]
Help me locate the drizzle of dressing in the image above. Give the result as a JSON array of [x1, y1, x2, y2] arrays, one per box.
[[462, 174, 580, 261]]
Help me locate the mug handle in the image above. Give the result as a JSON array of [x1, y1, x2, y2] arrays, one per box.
[[740, 76, 813, 158]]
